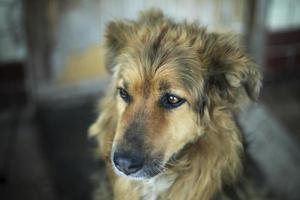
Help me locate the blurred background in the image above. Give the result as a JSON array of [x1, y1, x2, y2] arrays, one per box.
[[0, 0, 299, 200]]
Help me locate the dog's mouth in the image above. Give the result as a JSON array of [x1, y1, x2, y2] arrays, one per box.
[[111, 152, 165, 180]]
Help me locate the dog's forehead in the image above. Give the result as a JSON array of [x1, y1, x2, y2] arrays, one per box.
[[115, 34, 206, 100]]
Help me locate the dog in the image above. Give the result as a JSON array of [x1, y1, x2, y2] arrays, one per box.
[[89, 9, 262, 200]]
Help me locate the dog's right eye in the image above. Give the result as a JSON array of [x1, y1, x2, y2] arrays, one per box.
[[160, 93, 186, 109], [118, 88, 131, 103]]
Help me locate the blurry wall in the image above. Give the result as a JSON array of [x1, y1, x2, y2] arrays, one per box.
[[267, 0, 300, 31], [264, 0, 300, 76], [0, 0, 26, 62], [0, 0, 27, 109]]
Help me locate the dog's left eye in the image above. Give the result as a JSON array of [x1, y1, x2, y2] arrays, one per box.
[[118, 88, 131, 103], [160, 93, 186, 109]]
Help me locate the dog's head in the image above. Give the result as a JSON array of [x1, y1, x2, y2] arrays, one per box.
[[102, 9, 261, 180]]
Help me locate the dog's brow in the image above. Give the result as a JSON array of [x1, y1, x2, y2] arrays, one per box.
[[123, 81, 129, 90], [159, 81, 170, 91], [119, 79, 129, 90]]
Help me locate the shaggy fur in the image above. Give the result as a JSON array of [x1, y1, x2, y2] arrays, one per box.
[[89, 9, 262, 200]]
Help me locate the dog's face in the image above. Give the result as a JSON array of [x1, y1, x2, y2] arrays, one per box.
[[103, 10, 261, 180], [112, 58, 203, 179]]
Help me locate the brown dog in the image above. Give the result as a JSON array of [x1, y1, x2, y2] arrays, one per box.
[[89, 9, 261, 200]]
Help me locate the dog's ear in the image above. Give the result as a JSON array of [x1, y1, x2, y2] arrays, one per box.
[[104, 21, 134, 73], [105, 9, 168, 74], [203, 33, 262, 109]]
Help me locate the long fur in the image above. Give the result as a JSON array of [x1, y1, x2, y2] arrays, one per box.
[[89, 9, 262, 200]]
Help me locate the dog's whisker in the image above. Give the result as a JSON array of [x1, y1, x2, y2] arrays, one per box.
[[152, 159, 167, 172]]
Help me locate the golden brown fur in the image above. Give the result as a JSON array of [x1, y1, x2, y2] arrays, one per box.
[[89, 9, 262, 200]]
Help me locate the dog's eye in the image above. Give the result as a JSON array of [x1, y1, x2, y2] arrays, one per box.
[[118, 88, 131, 103], [160, 93, 186, 109]]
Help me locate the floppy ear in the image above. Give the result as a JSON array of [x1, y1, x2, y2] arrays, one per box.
[[104, 9, 168, 74], [104, 21, 134, 73], [204, 33, 262, 109]]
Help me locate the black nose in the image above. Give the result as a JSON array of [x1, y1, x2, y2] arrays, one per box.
[[113, 153, 144, 175]]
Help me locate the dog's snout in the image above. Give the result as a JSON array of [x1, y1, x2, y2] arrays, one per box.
[[113, 153, 144, 175]]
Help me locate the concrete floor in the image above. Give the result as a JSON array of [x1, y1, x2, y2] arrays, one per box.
[[35, 98, 104, 200], [0, 108, 57, 200], [260, 79, 300, 141], [0, 79, 299, 200], [239, 104, 300, 199]]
